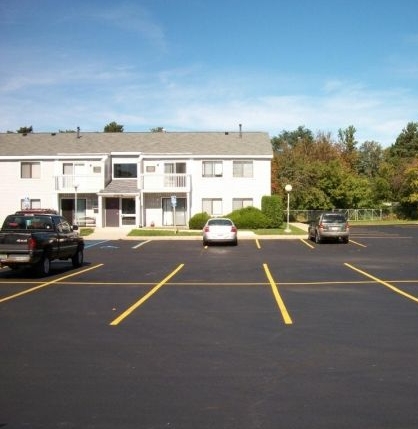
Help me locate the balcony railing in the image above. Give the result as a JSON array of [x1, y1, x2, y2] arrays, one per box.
[[140, 174, 190, 191], [54, 174, 191, 193], [54, 175, 104, 192]]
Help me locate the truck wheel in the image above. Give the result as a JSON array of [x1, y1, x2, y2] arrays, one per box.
[[72, 248, 84, 268], [35, 255, 51, 277]]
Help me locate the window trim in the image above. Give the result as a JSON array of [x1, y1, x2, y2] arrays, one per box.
[[202, 161, 223, 178], [21, 161, 41, 179]]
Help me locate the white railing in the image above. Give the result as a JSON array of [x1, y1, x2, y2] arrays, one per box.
[[55, 174, 191, 192], [140, 174, 190, 191], [54, 175, 104, 192]]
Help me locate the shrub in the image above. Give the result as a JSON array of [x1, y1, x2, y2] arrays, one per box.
[[227, 206, 270, 229], [261, 195, 284, 228], [189, 212, 210, 229]]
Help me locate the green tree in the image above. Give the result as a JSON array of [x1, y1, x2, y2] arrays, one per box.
[[389, 122, 418, 159], [150, 127, 165, 133], [338, 125, 358, 170], [17, 126, 33, 134], [271, 125, 314, 152], [357, 140, 383, 178], [104, 121, 124, 132]]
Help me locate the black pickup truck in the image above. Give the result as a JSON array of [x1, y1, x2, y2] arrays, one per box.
[[0, 210, 84, 276]]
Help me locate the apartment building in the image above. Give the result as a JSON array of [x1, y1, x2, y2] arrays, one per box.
[[0, 130, 273, 228]]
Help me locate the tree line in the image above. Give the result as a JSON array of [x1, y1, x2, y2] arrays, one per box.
[[271, 123, 418, 219]]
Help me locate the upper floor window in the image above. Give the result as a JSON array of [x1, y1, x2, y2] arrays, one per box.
[[233, 161, 253, 178], [114, 163, 137, 178], [63, 162, 85, 176], [202, 161, 223, 177], [21, 162, 40, 179]]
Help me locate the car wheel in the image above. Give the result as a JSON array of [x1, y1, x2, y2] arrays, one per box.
[[343, 237, 349, 244], [72, 248, 84, 267], [315, 231, 321, 244], [35, 254, 51, 277]]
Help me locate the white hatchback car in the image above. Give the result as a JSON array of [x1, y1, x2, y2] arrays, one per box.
[[202, 218, 238, 246]]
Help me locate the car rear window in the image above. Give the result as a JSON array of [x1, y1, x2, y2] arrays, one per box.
[[322, 214, 346, 223], [208, 219, 232, 226]]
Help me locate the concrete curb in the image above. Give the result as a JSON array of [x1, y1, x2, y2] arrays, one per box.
[[83, 223, 309, 241]]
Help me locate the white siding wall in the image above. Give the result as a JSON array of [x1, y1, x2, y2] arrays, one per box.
[[0, 160, 58, 223], [188, 158, 271, 216]]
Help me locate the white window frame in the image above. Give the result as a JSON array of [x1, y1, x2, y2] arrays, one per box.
[[232, 198, 253, 210], [233, 160, 253, 178], [202, 161, 223, 177], [202, 198, 223, 216], [21, 162, 41, 179]]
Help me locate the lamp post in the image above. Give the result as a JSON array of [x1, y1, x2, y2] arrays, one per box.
[[74, 184, 79, 225], [285, 184, 292, 233]]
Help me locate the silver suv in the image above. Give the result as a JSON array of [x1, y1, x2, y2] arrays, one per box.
[[308, 213, 349, 244]]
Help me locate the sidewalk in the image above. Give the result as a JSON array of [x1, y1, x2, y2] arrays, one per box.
[[84, 223, 309, 241]]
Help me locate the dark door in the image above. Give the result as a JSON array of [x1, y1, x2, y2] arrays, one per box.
[[105, 198, 119, 227]]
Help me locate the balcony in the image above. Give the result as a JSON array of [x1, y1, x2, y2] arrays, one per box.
[[139, 174, 191, 192], [54, 173, 191, 193], [54, 175, 104, 193]]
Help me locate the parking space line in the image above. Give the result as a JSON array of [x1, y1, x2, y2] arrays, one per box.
[[0, 264, 104, 304], [300, 239, 315, 249], [345, 263, 418, 304], [110, 263, 184, 326], [348, 239, 367, 248], [132, 240, 151, 249], [263, 263, 293, 325]]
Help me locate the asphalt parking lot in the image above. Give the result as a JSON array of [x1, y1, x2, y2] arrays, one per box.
[[1, 225, 418, 428]]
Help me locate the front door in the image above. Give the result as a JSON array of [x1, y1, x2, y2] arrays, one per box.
[[105, 198, 119, 227]]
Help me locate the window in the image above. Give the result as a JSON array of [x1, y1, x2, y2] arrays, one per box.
[[165, 162, 186, 174], [63, 162, 84, 175], [232, 198, 253, 210], [202, 161, 223, 177], [21, 162, 40, 179], [202, 198, 222, 216], [114, 163, 137, 178], [233, 161, 253, 178], [146, 166, 156, 173], [20, 198, 41, 210]]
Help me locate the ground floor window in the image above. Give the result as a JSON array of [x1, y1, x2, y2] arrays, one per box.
[[21, 198, 41, 210], [202, 198, 222, 216], [121, 198, 136, 225], [232, 198, 253, 210]]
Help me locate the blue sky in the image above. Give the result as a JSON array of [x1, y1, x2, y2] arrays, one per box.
[[1, 0, 418, 146]]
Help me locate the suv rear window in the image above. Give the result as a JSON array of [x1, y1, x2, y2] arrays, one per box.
[[322, 214, 346, 223]]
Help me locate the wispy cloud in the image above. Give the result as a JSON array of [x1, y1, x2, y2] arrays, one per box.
[[87, 2, 167, 51]]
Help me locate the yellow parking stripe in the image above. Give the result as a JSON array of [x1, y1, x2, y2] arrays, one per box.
[[345, 263, 418, 304], [263, 263, 293, 324], [0, 264, 104, 304], [110, 263, 184, 326]]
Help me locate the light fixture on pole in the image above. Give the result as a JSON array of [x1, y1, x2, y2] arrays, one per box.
[[284, 184, 292, 233], [74, 183, 79, 225]]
